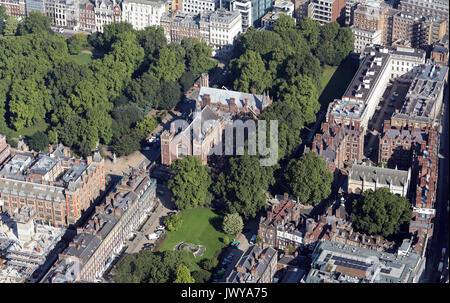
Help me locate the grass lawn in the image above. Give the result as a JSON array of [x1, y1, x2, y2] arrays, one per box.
[[71, 52, 93, 65], [318, 57, 360, 111], [160, 208, 231, 267], [8, 120, 49, 138]]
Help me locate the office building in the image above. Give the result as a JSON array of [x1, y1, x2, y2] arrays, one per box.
[[0, 144, 105, 226], [182, 0, 218, 15], [122, 0, 167, 30], [307, 0, 346, 25], [304, 240, 425, 283], [43, 169, 157, 282], [160, 11, 200, 43]]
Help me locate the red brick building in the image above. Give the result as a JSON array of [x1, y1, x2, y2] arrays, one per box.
[[160, 105, 224, 166], [0, 145, 105, 226], [258, 193, 303, 252], [305, 117, 364, 172], [79, 1, 96, 32], [378, 120, 432, 170]]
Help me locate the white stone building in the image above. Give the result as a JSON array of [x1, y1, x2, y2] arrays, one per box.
[[122, 0, 168, 30], [351, 26, 382, 53], [182, 0, 219, 15], [200, 9, 242, 53]]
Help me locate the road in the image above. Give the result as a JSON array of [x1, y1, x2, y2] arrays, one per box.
[[124, 183, 176, 254], [421, 82, 449, 283]]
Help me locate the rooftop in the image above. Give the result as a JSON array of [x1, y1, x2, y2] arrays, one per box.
[[348, 164, 410, 187], [304, 240, 423, 283]]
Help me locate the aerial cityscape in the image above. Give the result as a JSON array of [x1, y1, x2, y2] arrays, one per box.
[[0, 0, 448, 288]]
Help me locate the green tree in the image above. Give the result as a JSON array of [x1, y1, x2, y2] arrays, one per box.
[[230, 50, 270, 93], [201, 258, 218, 271], [214, 155, 275, 219], [284, 152, 333, 205], [351, 188, 412, 237], [158, 81, 181, 109], [99, 21, 135, 51], [222, 235, 231, 245], [150, 47, 185, 82], [181, 37, 216, 78], [17, 11, 52, 35], [126, 72, 160, 110], [168, 156, 213, 210], [174, 264, 195, 283], [67, 33, 88, 55], [222, 213, 244, 236], [28, 131, 49, 151], [112, 129, 144, 156], [233, 27, 283, 58], [136, 117, 157, 136], [3, 15, 19, 36], [192, 269, 211, 283], [137, 26, 167, 61], [164, 214, 183, 232], [298, 17, 320, 51], [179, 70, 196, 93], [259, 101, 304, 160], [277, 75, 320, 124], [273, 14, 296, 33]]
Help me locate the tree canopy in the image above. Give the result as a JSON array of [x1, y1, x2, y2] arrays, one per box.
[[168, 156, 213, 210], [174, 264, 195, 283], [113, 250, 196, 283], [214, 155, 275, 219], [351, 188, 412, 237], [222, 213, 244, 236], [284, 152, 333, 205]]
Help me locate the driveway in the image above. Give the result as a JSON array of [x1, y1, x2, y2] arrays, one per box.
[[124, 183, 176, 254]]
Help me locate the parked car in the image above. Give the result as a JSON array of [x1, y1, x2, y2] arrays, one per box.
[[250, 234, 257, 245], [156, 225, 165, 231], [157, 190, 164, 195], [146, 233, 159, 240], [167, 211, 176, 215]]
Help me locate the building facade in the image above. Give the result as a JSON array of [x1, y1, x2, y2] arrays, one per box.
[[160, 105, 224, 166], [122, 0, 167, 31], [305, 118, 365, 172], [307, 0, 346, 25], [160, 10, 200, 43], [182, 0, 218, 15], [44, 170, 157, 282], [258, 193, 303, 252], [0, 144, 105, 227], [346, 164, 411, 197]]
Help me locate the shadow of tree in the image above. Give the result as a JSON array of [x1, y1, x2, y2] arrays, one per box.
[[208, 216, 223, 232]]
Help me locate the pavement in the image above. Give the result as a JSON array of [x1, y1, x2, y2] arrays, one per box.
[[421, 82, 449, 283]]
